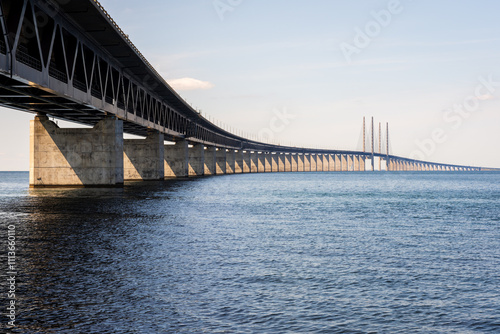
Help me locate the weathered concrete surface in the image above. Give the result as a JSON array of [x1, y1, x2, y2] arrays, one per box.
[[258, 153, 265, 172], [360, 156, 366, 171], [347, 155, 353, 171], [284, 154, 292, 172], [304, 154, 311, 171], [250, 152, 258, 173], [272, 154, 279, 172], [311, 154, 317, 171], [297, 154, 304, 172], [328, 155, 335, 172], [341, 155, 348, 172], [277, 154, 285, 172], [316, 154, 323, 171], [321, 155, 328, 172], [335, 154, 341, 171], [234, 150, 244, 174], [30, 116, 124, 187], [124, 132, 164, 180], [242, 151, 251, 173], [354, 155, 360, 172], [165, 140, 189, 178], [226, 150, 236, 174], [291, 154, 298, 172], [204, 146, 216, 175], [189, 144, 205, 177], [216, 148, 226, 174], [264, 153, 272, 172]]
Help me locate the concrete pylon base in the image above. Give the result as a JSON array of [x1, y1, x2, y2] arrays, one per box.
[[30, 116, 124, 187], [124, 132, 164, 181]]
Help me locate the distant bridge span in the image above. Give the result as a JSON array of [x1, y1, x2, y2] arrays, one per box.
[[0, 0, 482, 187]]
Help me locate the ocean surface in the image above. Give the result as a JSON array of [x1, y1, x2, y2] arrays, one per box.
[[0, 171, 499, 333]]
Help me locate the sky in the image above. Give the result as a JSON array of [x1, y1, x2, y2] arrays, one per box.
[[1, 0, 500, 170]]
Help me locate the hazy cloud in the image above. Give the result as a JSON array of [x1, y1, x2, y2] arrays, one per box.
[[476, 94, 495, 101], [168, 78, 215, 91]]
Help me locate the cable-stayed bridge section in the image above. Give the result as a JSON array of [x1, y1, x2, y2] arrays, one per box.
[[0, 0, 481, 187]]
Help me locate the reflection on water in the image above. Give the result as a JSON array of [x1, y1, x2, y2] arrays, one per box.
[[1, 171, 500, 333]]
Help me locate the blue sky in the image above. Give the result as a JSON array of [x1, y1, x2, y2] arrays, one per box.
[[1, 0, 500, 170]]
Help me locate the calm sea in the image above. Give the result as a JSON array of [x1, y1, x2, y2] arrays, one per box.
[[0, 171, 499, 333]]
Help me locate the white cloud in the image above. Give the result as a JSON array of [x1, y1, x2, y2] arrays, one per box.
[[167, 78, 214, 91], [476, 94, 495, 101]]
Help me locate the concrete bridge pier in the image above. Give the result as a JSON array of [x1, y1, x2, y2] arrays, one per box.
[[250, 151, 258, 172], [277, 154, 284, 172], [257, 152, 265, 172], [316, 154, 323, 171], [285, 154, 292, 172], [226, 150, 236, 174], [298, 154, 305, 171], [328, 155, 335, 172], [242, 151, 251, 173], [341, 155, 348, 172], [310, 154, 317, 171], [124, 132, 165, 181], [234, 150, 244, 174], [165, 140, 189, 178], [264, 153, 272, 172], [334, 154, 341, 171], [216, 148, 227, 174], [188, 144, 205, 177], [273, 154, 281, 172], [291, 154, 298, 172], [304, 154, 311, 171], [204, 146, 217, 175], [30, 115, 124, 187]]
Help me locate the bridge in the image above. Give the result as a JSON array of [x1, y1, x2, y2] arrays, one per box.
[[0, 0, 482, 187]]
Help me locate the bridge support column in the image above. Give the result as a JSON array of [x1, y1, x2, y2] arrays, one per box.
[[165, 140, 189, 178], [242, 151, 251, 173], [298, 154, 305, 171], [335, 154, 341, 171], [124, 132, 164, 181], [234, 150, 243, 174], [250, 152, 259, 172], [347, 155, 353, 171], [216, 148, 226, 174], [264, 153, 272, 172], [291, 154, 298, 172], [341, 155, 348, 172], [30, 115, 124, 187], [322, 154, 328, 171], [278, 154, 285, 172], [316, 154, 323, 171], [204, 146, 216, 175], [311, 154, 317, 171], [360, 156, 366, 171], [226, 150, 235, 174], [328, 155, 335, 172], [304, 154, 311, 171], [285, 154, 292, 172], [257, 152, 265, 172], [273, 154, 280, 172], [188, 144, 205, 177], [352, 156, 358, 171]]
